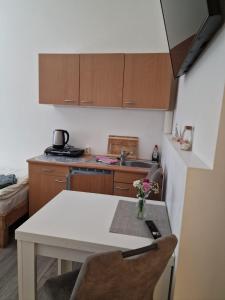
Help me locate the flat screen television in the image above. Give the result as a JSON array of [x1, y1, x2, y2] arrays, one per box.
[[160, 0, 224, 78]]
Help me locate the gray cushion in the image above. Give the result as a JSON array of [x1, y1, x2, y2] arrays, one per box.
[[150, 167, 163, 182], [147, 164, 159, 176], [146, 167, 163, 201], [40, 268, 81, 300]]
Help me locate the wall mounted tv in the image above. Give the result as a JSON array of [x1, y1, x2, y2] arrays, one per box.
[[160, 0, 224, 78]]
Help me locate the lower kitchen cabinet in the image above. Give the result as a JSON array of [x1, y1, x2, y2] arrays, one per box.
[[70, 168, 114, 195], [29, 164, 69, 215], [113, 171, 147, 198], [114, 182, 137, 197], [28, 162, 148, 215]]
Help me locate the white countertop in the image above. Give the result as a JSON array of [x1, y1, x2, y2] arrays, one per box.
[[16, 190, 165, 252]]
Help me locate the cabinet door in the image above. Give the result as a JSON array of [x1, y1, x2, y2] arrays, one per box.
[[113, 171, 147, 198], [39, 174, 67, 208], [29, 164, 68, 215], [123, 54, 175, 109], [71, 172, 113, 195], [39, 54, 79, 105], [114, 182, 137, 197], [80, 54, 124, 107]]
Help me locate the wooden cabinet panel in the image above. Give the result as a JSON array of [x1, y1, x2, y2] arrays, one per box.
[[80, 54, 124, 107], [39, 54, 79, 105], [113, 171, 147, 198], [114, 182, 137, 198], [123, 53, 176, 109], [114, 171, 147, 184], [38, 174, 67, 210], [71, 171, 113, 195], [29, 164, 69, 215], [28, 162, 150, 213], [29, 164, 69, 176], [39, 53, 176, 110]]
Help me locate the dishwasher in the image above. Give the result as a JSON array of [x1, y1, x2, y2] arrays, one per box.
[[67, 167, 114, 195]]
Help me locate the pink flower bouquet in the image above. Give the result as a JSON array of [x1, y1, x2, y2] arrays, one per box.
[[133, 178, 159, 219], [133, 178, 159, 199]]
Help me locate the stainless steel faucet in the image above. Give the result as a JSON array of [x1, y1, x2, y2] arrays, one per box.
[[120, 149, 130, 165]]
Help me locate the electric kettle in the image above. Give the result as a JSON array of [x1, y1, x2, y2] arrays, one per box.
[[52, 129, 69, 149]]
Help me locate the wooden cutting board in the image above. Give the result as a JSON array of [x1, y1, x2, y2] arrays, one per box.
[[107, 135, 139, 159]]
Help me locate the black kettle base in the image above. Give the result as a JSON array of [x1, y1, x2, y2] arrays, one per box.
[[45, 145, 85, 157], [52, 145, 65, 150]]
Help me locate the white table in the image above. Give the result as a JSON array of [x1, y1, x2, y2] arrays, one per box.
[[15, 190, 173, 300]]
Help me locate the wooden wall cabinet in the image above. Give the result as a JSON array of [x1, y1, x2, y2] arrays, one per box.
[[39, 54, 79, 105], [80, 54, 124, 107], [39, 53, 176, 110], [123, 53, 176, 109], [29, 164, 69, 215]]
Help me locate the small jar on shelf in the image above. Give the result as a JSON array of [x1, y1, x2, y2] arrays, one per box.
[[180, 126, 194, 151]]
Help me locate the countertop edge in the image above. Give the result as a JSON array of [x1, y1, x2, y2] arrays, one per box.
[[27, 155, 150, 174]]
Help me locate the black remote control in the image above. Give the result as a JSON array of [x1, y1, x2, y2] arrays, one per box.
[[145, 220, 161, 239]]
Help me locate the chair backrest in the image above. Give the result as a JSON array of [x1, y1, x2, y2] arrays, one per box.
[[146, 167, 164, 201], [70, 234, 177, 300]]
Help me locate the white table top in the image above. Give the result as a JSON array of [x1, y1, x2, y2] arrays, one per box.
[[16, 190, 165, 252]]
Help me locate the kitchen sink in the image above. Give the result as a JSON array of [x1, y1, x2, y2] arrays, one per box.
[[121, 160, 158, 168], [89, 157, 158, 169]]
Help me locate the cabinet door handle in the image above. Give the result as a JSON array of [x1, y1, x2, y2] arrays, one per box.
[[80, 100, 94, 104], [124, 100, 136, 105], [114, 186, 130, 191], [64, 99, 74, 102], [55, 179, 66, 183]]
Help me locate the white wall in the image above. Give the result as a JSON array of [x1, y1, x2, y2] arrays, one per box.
[[162, 18, 225, 300], [173, 24, 225, 168], [161, 137, 187, 246], [0, 0, 168, 169], [163, 89, 225, 300]]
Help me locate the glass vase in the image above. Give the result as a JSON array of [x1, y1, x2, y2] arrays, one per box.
[[137, 197, 146, 220]]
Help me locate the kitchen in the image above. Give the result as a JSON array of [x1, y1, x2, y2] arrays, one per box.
[[0, 0, 225, 299]]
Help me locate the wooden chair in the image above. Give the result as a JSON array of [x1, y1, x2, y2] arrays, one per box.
[[146, 167, 164, 201], [40, 234, 177, 300]]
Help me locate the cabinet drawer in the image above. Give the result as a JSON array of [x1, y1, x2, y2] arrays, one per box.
[[29, 164, 69, 176], [114, 171, 147, 184], [114, 182, 136, 198]]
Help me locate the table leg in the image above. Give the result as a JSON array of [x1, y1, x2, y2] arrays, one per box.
[[17, 240, 37, 300], [57, 259, 73, 275]]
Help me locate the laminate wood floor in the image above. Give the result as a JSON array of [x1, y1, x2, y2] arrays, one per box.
[[0, 234, 57, 300]]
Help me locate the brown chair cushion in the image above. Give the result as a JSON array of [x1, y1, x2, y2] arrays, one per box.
[[70, 235, 177, 300]]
